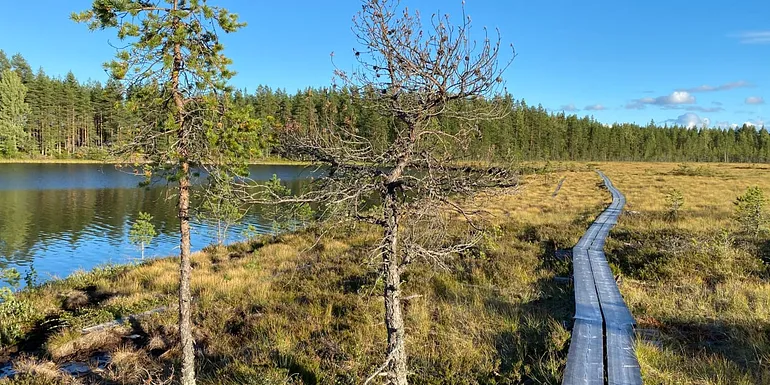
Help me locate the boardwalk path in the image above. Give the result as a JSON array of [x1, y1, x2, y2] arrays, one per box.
[[562, 171, 642, 385]]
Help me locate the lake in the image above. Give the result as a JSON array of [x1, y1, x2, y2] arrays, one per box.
[[0, 163, 316, 288]]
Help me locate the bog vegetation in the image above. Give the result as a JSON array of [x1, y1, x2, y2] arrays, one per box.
[[0, 169, 606, 384], [601, 162, 770, 385], [3, 163, 767, 385]]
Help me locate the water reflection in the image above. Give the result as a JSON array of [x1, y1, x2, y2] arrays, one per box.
[[0, 164, 316, 288]]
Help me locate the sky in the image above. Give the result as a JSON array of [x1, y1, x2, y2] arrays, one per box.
[[0, 0, 767, 129]]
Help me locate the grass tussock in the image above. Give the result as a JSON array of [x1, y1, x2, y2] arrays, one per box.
[[46, 327, 129, 360]]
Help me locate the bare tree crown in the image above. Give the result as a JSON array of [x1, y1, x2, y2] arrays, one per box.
[[343, 0, 513, 123]]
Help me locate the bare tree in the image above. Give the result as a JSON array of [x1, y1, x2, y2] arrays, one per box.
[[263, 1, 516, 384]]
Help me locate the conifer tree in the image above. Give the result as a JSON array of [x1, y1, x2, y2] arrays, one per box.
[[0, 51, 10, 75], [74, 2, 250, 383], [0, 70, 30, 157]]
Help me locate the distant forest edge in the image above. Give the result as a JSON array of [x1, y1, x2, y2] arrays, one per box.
[[1, 51, 769, 163]]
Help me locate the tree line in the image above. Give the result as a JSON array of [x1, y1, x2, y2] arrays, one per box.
[[1, 50, 769, 163]]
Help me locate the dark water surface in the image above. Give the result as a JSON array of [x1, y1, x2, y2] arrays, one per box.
[[0, 163, 315, 288]]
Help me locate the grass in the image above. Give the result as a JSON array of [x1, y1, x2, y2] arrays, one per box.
[[4, 161, 766, 384], [598, 162, 770, 385], [0, 169, 608, 384]]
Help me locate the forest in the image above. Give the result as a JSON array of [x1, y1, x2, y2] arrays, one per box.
[[1, 50, 769, 164]]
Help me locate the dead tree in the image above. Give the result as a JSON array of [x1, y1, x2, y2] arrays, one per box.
[[260, 1, 515, 384]]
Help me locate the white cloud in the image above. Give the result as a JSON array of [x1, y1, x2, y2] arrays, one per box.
[[678, 81, 752, 93], [559, 104, 579, 112], [663, 91, 697, 104], [584, 104, 606, 111], [744, 119, 766, 127], [626, 91, 696, 109], [746, 96, 765, 105], [665, 113, 710, 128], [731, 31, 770, 44]]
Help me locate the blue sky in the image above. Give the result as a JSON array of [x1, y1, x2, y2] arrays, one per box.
[[0, 0, 767, 128]]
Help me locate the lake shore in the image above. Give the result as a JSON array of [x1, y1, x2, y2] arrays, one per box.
[[0, 171, 605, 384], [1, 163, 768, 385], [0, 157, 312, 166]]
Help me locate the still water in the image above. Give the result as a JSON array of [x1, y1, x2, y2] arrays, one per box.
[[0, 163, 315, 288]]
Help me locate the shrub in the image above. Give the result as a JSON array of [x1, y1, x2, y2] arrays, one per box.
[[665, 189, 685, 221], [128, 212, 157, 259], [0, 268, 34, 345], [734, 186, 769, 239], [670, 163, 717, 177]]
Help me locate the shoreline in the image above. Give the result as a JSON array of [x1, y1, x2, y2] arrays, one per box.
[[0, 158, 312, 166]]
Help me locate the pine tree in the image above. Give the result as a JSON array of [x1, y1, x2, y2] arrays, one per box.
[[734, 186, 769, 239], [128, 211, 157, 259], [0, 70, 30, 157], [0, 51, 10, 75], [9, 54, 33, 85], [74, 2, 250, 384]]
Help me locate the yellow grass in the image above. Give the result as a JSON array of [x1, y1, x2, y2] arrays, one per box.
[[597, 162, 770, 384], [5, 162, 765, 384]]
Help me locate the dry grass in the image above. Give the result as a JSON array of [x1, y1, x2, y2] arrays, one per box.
[[3, 161, 766, 384], [598, 162, 770, 385], [0, 168, 612, 384], [12, 356, 63, 379], [105, 345, 160, 383], [47, 327, 129, 360]]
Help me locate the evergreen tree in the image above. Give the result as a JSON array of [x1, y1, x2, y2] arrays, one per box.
[[128, 211, 157, 259], [734, 186, 769, 239], [0, 51, 10, 75], [74, 2, 249, 383], [9, 54, 33, 84], [1, 50, 770, 163], [0, 70, 30, 157]]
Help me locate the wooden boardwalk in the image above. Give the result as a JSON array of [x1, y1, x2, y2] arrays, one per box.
[[562, 171, 642, 385]]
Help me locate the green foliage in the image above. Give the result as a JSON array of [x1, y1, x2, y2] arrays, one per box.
[[128, 211, 157, 258], [0, 69, 30, 157], [72, 0, 254, 178], [0, 268, 33, 345], [670, 163, 717, 177], [734, 186, 769, 239], [261, 174, 313, 234], [665, 189, 685, 221], [3, 49, 770, 163], [23, 266, 38, 288], [199, 174, 245, 245], [0, 267, 21, 288], [240, 224, 260, 241]]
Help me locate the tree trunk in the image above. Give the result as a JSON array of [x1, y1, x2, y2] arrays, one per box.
[[383, 190, 408, 385], [171, 2, 195, 382], [178, 161, 195, 385]]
